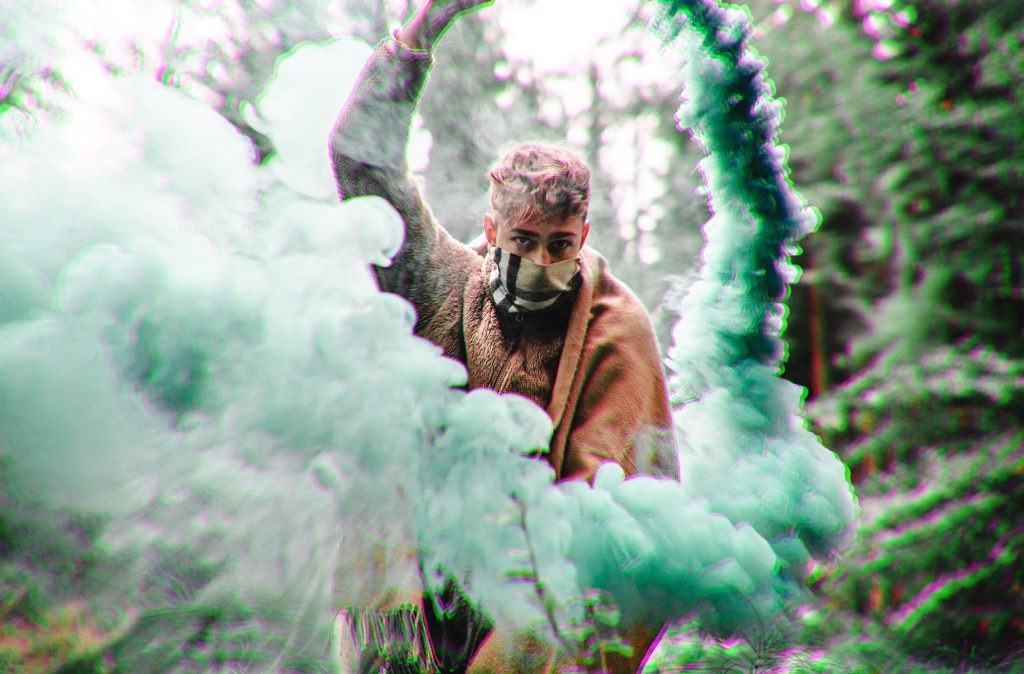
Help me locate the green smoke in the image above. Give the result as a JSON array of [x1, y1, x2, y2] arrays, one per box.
[[0, 2, 858, 670]]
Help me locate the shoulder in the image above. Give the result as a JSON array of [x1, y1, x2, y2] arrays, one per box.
[[579, 248, 653, 333], [434, 230, 488, 283]]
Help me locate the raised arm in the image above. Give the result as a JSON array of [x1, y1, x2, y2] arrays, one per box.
[[328, 1, 494, 316]]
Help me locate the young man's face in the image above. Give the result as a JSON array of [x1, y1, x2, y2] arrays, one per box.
[[483, 213, 590, 266]]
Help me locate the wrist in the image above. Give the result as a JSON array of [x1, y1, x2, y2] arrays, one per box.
[[394, 27, 428, 51], [397, 5, 457, 51]]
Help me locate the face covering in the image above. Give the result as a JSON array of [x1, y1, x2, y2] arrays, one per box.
[[488, 247, 581, 315]]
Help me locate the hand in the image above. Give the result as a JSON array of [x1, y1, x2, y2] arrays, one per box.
[[397, 0, 495, 50], [420, 0, 495, 21], [431, 0, 495, 11]]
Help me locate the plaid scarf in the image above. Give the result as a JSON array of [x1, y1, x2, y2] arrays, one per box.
[[488, 247, 581, 315]]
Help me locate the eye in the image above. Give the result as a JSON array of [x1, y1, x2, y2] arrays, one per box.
[[513, 236, 534, 247], [550, 240, 572, 251]]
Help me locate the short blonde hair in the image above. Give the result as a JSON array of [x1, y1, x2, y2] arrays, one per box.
[[488, 143, 590, 225]]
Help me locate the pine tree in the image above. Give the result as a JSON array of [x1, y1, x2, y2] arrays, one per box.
[[767, 0, 1024, 665]]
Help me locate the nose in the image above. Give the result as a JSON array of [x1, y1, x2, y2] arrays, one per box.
[[522, 250, 549, 266]]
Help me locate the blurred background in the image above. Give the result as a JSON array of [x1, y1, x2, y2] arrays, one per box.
[[1, 0, 1021, 671]]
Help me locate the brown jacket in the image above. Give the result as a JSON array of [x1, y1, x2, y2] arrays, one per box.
[[330, 39, 677, 482]]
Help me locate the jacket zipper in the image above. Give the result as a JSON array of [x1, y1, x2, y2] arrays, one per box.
[[494, 336, 520, 393]]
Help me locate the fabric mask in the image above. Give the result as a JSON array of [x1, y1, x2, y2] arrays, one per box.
[[488, 247, 581, 315]]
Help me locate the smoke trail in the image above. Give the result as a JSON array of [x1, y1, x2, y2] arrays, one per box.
[[651, 0, 858, 572]]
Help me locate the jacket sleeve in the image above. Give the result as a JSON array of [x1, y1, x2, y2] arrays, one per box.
[[560, 302, 679, 483], [329, 37, 470, 323]]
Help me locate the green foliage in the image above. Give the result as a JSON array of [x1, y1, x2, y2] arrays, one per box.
[[706, 0, 1024, 667], [648, 617, 844, 673], [826, 0, 1024, 363], [810, 342, 1024, 660], [578, 590, 633, 671], [650, 611, 1024, 673]]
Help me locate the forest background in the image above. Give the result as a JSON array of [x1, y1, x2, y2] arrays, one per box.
[[0, 0, 1021, 671]]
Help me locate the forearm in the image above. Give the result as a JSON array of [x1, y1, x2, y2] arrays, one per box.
[[329, 38, 445, 292], [328, 1, 490, 312], [329, 39, 432, 198], [330, 34, 477, 325]]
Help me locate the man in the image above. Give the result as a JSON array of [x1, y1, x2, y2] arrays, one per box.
[[330, 1, 677, 671]]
